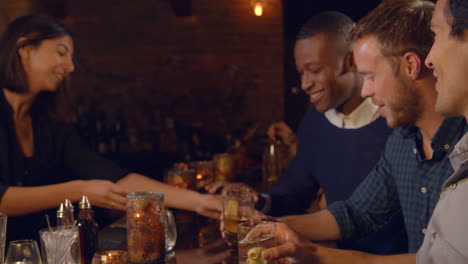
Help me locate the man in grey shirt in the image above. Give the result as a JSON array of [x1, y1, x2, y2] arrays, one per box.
[[417, 0, 468, 262]]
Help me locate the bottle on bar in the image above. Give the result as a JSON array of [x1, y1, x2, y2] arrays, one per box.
[[77, 195, 99, 264], [64, 198, 75, 226], [62, 199, 82, 263], [261, 139, 285, 191], [56, 203, 66, 226]]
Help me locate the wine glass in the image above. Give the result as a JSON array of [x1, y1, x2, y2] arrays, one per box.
[[5, 239, 42, 264], [164, 210, 177, 252]]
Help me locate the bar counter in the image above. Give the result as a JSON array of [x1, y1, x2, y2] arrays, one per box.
[[98, 211, 237, 264]]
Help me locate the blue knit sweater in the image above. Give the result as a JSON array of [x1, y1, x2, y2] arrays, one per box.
[[268, 107, 408, 254]]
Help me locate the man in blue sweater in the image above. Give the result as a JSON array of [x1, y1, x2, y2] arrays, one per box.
[[209, 11, 407, 254]]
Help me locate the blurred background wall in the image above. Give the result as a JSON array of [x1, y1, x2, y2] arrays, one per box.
[[0, 0, 380, 175]]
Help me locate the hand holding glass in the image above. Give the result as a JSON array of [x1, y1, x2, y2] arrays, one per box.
[[238, 222, 277, 264]]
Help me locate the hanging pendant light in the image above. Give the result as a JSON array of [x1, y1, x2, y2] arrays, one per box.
[[251, 0, 266, 16]]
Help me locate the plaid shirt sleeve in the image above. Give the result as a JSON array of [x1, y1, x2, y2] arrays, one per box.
[[327, 141, 401, 240]]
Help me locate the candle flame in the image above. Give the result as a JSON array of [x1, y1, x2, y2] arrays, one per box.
[[197, 174, 203, 180]]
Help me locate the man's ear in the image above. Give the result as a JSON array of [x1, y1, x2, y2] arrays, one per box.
[[342, 52, 356, 73], [402, 52, 422, 80]]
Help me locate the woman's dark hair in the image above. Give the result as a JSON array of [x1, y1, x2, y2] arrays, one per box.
[[0, 14, 73, 120]]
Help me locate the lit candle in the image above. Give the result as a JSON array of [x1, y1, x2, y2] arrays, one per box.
[[126, 192, 165, 264]]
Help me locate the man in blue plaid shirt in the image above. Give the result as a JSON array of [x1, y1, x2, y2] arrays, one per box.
[[247, 0, 468, 263]]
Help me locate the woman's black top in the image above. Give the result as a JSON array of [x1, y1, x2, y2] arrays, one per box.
[[0, 91, 128, 241]]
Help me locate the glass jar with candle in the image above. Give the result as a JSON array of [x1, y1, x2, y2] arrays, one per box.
[[92, 250, 127, 264], [189, 160, 215, 190], [164, 168, 197, 190], [126, 192, 165, 264]]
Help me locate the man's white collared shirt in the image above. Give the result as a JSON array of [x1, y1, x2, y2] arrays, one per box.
[[324, 98, 379, 129]]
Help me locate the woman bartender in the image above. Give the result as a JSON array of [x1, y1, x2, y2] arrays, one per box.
[[0, 14, 221, 241]]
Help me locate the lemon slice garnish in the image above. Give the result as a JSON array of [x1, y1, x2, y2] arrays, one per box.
[[225, 199, 239, 217]]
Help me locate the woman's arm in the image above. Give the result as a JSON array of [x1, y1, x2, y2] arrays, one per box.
[[117, 173, 221, 219], [0, 179, 130, 216], [0, 181, 83, 216]]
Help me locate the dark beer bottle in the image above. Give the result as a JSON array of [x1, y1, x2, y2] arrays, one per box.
[[77, 195, 99, 264]]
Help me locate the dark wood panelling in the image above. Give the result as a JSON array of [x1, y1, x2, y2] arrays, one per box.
[[1, 0, 284, 154]]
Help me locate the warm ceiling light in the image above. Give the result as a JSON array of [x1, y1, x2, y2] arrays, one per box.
[[251, 0, 265, 16], [254, 1, 263, 16]]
